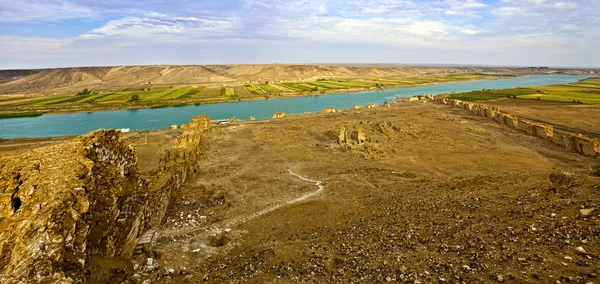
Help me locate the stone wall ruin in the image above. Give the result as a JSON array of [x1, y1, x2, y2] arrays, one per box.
[[437, 99, 600, 157], [0, 115, 211, 283]]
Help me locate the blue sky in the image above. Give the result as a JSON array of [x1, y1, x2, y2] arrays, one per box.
[[1, 0, 599, 69]]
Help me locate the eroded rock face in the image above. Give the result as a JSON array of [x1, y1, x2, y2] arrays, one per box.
[[0, 130, 147, 283], [0, 115, 212, 283], [152, 115, 210, 227]]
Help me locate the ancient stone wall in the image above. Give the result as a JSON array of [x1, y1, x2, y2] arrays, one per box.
[[0, 115, 211, 283], [151, 115, 210, 227], [437, 99, 600, 158], [0, 130, 147, 282]]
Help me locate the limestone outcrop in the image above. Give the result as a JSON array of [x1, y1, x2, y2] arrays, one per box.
[[271, 112, 286, 119], [321, 107, 337, 113], [437, 99, 600, 157], [0, 130, 147, 282], [0, 115, 211, 283], [150, 115, 209, 228]]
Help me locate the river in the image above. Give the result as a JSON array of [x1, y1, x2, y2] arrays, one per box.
[[0, 75, 588, 139]]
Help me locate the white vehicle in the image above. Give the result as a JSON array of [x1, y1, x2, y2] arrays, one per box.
[[217, 119, 230, 125]]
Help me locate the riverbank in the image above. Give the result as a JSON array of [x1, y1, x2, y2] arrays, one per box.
[[0, 75, 589, 139]]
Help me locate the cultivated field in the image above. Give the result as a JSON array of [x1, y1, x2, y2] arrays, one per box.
[[449, 77, 600, 104], [2, 64, 597, 118], [0, 71, 516, 118]]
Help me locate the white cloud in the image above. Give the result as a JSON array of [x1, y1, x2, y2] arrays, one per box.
[[1, 0, 599, 68], [461, 29, 478, 35], [80, 13, 236, 42], [436, 0, 487, 16], [492, 6, 528, 17], [0, 35, 72, 60], [266, 16, 456, 46], [0, 0, 96, 23]]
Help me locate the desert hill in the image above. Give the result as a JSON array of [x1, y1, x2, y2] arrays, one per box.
[[0, 64, 596, 95]]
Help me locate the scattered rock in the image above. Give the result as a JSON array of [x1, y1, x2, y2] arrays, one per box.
[[207, 230, 229, 247], [549, 172, 579, 192], [580, 208, 595, 217]]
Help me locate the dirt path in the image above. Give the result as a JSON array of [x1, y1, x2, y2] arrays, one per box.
[[158, 169, 324, 239], [219, 169, 325, 229]]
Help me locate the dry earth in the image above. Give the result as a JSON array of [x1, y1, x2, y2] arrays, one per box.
[[1, 100, 599, 283], [129, 102, 599, 283]]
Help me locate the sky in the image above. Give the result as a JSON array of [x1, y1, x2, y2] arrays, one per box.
[[1, 0, 599, 69]]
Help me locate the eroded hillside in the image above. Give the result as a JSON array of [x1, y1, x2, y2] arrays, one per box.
[[1, 64, 597, 95]]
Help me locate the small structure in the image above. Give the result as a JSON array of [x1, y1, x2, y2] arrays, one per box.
[[117, 128, 131, 133], [171, 125, 178, 130]]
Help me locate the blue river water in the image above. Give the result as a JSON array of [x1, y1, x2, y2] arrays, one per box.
[[0, 75, 588, 139]]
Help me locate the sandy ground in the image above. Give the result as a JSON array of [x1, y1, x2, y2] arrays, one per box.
[[140, 101, 599, 283], [1, 100, 599, 283]]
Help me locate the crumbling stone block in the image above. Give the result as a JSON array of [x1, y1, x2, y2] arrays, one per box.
[[271, 112, 286, 119]]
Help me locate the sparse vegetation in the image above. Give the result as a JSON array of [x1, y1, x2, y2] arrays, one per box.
[[76, 88, 92, 96], [128, 94, 140, 102], [448, 77, 600, 104]]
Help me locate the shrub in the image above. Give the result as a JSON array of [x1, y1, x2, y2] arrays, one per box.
[[128, 94, 140, 102], [77, 88, 91, 96]]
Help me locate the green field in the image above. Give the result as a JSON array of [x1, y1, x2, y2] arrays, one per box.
[[220, 87, 239, 100], [258, 84, 281, 93], [2, 86, 208, 107], [244, 84, 265, 95], [447, 77, 600, 104], [279, 74, 509, 93], [0, 73, 521, 118], [220, 88, 236, 96]]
